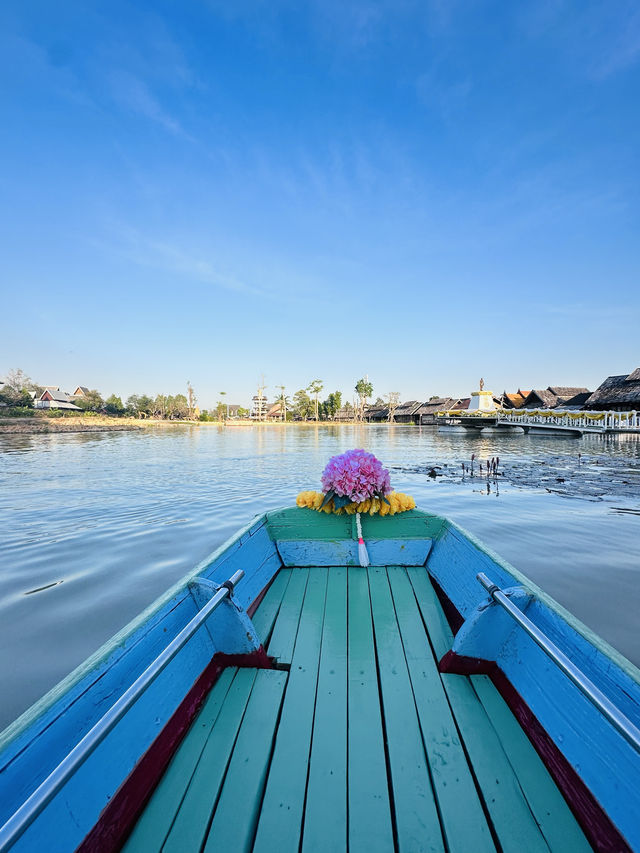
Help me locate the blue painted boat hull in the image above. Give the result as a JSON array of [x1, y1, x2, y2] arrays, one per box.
[[0, 507, 638, 852]]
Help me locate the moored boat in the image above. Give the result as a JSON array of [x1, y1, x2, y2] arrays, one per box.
[[1, 499, 639, 852]]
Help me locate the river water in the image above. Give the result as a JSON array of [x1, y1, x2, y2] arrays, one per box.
[[1, 424, 640, 731]]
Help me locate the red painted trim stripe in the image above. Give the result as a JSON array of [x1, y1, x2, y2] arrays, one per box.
[[438, 649, 494, 676], [431, 576, 632, 853], [76, 645, 274, 853], [430, 574, 465, 633], [76, 571, 282, 852], [246, 573, 277, 619], [75, 656, 223, 853]]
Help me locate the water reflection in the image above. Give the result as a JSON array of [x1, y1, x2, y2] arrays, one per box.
[[0, 424, 639, 730]]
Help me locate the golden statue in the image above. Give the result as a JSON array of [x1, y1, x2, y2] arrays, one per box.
[[479, 378, 484, 391]]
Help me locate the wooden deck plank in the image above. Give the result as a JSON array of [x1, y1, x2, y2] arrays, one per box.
[[471, 675, 591, 853], [128, 561, 588, 853], [161, 668, 257, 853], [122, 667, 236, 852], [368, 566, 444, 853], [405, 567, 455, 661], [347, 567, 395, 853], [252, 568, 328, 853], [251, 569, 292, 646], [266, 568, 309, 664], [440, 673, 550, 853], [302, 568, 348, 853], [387, 568, 495, 852], [407, 568, 551, 853], [203, 669, 288, 853]]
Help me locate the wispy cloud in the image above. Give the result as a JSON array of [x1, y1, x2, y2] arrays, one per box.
[[94, 217, 354, 312], [518, 1, 640, 79], [1, 33, 94, 109], [592, 7, 640, 77], [111, 225, 262, 295], [416, 69, 472, 123], [534, 301, 637, 322], [108, 70, 193, 139]]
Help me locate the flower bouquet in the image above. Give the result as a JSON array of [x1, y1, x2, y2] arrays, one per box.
[[296, 449, 415, 517], [296, 449, 416, 566]]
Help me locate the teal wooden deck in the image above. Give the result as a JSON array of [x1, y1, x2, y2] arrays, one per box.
[[123, 567, 591, 853]]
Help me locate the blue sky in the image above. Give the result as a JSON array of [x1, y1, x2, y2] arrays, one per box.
[[1, 1, 639, 408]]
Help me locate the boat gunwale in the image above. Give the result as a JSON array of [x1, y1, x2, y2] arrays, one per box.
[[0, 513, 270, 753], [440, 516, 640, 687]]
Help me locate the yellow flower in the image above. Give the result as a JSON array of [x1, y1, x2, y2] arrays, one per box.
[[297, 488, 414, 515]]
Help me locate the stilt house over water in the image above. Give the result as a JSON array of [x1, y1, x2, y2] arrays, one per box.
[[521, 387, 591, 410], [585, 368, 640, 411], [416, 398, 466, 424], [363, 404, 389, 423], [393, 401, 423, 423]]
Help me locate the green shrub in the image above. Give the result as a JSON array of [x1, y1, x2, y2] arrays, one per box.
[[0, 406, 38, 418]]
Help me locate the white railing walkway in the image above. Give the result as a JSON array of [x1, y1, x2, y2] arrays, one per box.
[[498, 409, 639, 434], [436, 409, 640, 434]]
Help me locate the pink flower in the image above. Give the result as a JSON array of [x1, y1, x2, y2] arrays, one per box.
[[321, 449, 392, 502]]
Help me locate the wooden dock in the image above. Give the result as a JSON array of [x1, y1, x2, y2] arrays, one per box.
[[123, 566, 589, 853]]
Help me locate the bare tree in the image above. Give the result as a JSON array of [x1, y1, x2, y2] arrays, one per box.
[[386, 391, 401, 423], [187, 382, 197, 419], [4, 368, 31, 392]]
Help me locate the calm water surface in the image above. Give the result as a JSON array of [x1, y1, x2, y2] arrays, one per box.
[[1, 424, 640, 731]]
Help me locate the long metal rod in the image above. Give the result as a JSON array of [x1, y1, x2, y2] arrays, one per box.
[[477, 572, 640, 753], [0, 569, 245, 852]]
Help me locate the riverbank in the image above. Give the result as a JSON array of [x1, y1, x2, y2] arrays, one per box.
[[0, 416, 144, 434], [0, 417, 386, 434]]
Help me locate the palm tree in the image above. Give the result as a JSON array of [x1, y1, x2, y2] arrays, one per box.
[[219, 391, 228, 420], [307, 379, 324, 421]]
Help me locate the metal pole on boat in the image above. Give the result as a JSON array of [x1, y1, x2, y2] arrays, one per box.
[[476, 572, 640, 754], [0, 570, 245, 853]]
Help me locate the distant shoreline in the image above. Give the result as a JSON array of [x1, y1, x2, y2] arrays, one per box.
[[0, 416, 417, 435], [0, 416, 145, 435]]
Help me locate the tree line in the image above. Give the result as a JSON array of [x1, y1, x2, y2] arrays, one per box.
[[268, 377, 387, 421], [0, 370, 203, 420], [1, 369, 403, 423], [77, 386, 203, 419]]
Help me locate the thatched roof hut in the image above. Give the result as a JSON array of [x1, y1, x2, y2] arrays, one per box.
[[585, 370, 640, 411], [363, 405, 389, 422], [561, 391, 593, 409], [394, 401, 422, 424], [415, 397, 464, 424], [333, 406, 355, 422], [522, 387, 590, 409]]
